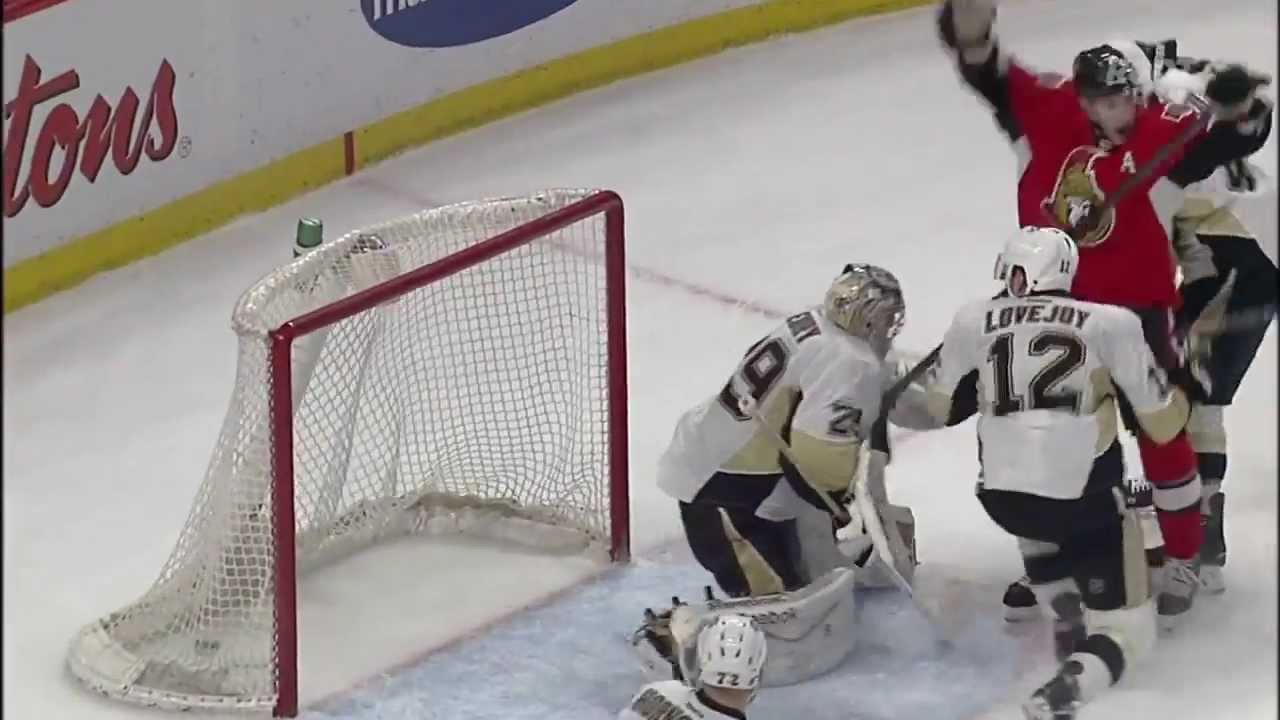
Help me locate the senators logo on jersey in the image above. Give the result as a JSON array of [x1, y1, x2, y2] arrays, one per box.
[[1041, 146, 1116, 248]]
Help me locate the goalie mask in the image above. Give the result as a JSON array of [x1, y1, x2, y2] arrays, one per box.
[[824, 263, 905, 358]]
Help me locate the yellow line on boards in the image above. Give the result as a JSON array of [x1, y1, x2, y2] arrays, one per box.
[[3, 0, 930, 313]]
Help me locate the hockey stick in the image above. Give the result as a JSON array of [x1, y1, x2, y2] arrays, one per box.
[[1185, 268, 1277, 338], [854, 446, 955, 650], [1192, 304, 1276, 337], [733, 392, 954, 649], [867, 348, 939, 463], [1069, 99, 1216, 241]]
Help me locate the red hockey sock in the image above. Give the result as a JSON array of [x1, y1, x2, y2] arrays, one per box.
[[1137, 431, 1202, 560], [1155, 507, 1203, 560]]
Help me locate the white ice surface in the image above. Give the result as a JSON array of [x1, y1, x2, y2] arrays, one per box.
[[4, 0, 1275, 718]]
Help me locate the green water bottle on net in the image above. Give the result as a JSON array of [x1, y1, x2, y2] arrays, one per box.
[[293, 218, 324, 293], [294, 218, 323, 258]]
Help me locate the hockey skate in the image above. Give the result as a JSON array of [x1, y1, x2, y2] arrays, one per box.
[[1022, 660, 1084, 720], [1157, 557, 1200, 631], [1002, 576, 1040, 622], [1198, 491, 1227, 594]]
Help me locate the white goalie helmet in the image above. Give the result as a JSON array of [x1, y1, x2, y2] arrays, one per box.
[[994, 226, 1080, 296], [695, 614, 768, 697]]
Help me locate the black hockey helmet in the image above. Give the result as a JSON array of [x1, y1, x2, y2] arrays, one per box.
[[1072, 44, 1139, 98]]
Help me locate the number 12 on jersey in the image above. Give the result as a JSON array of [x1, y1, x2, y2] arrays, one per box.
[[987, 331, 1087, 416]]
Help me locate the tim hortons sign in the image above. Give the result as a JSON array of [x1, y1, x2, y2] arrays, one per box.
[[4, 55, 180, 219]]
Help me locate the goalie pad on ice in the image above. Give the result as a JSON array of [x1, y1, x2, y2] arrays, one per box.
[[632, 567, 857, 688]]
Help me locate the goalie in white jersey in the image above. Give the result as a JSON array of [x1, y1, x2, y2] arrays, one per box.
[[926, 226, 1202, 719], [620, 614, 767, 720], [655, 263, 919, 600], [631, 264, 933, 689]]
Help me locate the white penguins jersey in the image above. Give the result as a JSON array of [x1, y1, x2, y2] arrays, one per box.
[[656, 308, 885, 516], [618, 681, 746, 720], [927, 293, 1191, 500]]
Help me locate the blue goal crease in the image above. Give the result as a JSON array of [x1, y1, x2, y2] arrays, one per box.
[[302, 555, 1025, 720]]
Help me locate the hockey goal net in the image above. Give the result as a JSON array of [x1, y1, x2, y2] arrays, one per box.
[[67, 189, 629, 716]]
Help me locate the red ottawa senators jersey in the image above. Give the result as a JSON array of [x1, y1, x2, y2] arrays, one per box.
[[1006, 61, 1205, 309]]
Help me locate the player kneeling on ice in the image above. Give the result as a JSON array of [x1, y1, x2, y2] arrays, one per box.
[[631, 264, 939, 686], [925, 227, 1207, 719], [620, 614, 767, 720]]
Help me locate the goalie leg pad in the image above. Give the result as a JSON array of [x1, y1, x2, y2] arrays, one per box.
[[633, 568, 858, 688], [711, 567, 858, 687]]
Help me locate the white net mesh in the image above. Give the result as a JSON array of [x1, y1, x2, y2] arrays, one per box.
[[67, 189, 623, 713]]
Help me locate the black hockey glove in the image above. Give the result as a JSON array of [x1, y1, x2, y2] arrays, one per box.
[[1206, 65, 1264, 105], [936, 1, 962, 49], [937, 0, 996, 61], [1205, 64, 1272, 119]]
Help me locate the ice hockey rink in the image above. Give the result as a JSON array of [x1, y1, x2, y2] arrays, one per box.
[[4, 0, 1276, 718]]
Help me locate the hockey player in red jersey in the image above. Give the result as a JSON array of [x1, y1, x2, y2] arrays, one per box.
[[960, 34, 1277, 618], [936, 0, 1273, 629]]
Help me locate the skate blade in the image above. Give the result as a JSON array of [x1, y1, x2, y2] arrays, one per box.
[[1021, 697, 1075, 720]]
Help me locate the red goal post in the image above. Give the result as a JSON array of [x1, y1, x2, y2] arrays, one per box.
[[67, 189, 630, 717]]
